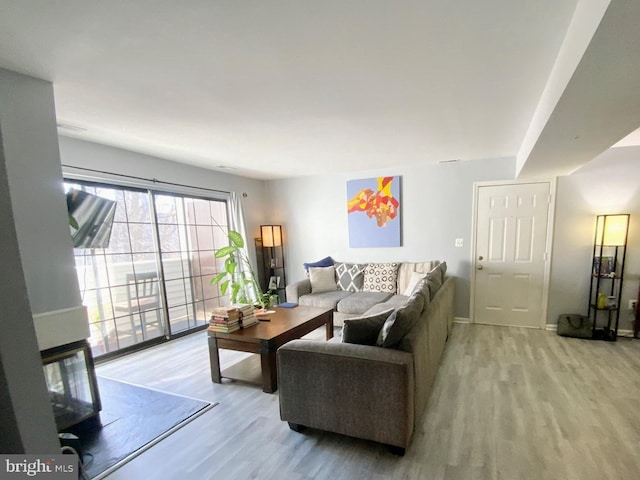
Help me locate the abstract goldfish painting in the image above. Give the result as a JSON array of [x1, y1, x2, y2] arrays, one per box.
[[347, 176, 401, 247]]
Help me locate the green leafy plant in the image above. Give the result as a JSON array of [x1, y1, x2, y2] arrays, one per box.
[[69, 214, 79, 230], [210, 230, 266, 308]]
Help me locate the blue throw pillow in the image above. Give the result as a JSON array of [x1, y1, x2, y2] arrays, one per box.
[[303, 256, 334, 273]]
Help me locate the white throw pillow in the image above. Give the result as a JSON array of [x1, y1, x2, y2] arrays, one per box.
[[402, 271, 427, 296], [309, 266, 337, 293]]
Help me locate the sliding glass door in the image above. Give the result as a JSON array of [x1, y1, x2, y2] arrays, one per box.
[[66, 180, 229, 358], [154, 193, 229, 335]]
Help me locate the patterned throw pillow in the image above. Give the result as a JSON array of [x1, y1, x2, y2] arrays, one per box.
[[362, 263, 399, 293], [335, 262, 366, 292]]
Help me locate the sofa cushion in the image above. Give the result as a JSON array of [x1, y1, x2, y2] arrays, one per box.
[[337, 291, 392, 315], [341, 309, 394, 346], [363, 263, 399, 293], [363, 294, 409, 316], [303, 256, 334, 274], [309, 266, 337, 293], [377, 290, 426, 348], [335, 262, 366, 292], [299, 290, 352, 309]]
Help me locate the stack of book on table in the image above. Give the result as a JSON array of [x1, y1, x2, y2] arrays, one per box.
[[208, 304, 259, 333], [208, 307, 241, 333], [232, 304, 259, 328]]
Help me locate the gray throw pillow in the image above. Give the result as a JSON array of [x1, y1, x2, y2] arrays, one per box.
[[309, 266, 337, 293], [439, 261, 447, 280], [342, 309, 394, 346], [418, 280, 431, 306], [426, 277, 440, 300], [426, 264, 444, 300], [377, 290, 425, 347], [434, 261, 447, 283]]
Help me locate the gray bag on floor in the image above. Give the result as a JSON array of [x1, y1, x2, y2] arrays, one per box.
[[557, 314, 593, 339]]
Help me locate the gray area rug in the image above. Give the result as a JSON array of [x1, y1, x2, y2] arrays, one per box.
[[66, 376, 215, 479]]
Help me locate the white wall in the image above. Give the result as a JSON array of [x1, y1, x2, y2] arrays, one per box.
[[549, 145, 640, 329], [0, 67, 66, 453], [58, 136, 269, 261], [266, 157, 515, 318], [0, 69, 82, 315], [59, 133, 640, 331]]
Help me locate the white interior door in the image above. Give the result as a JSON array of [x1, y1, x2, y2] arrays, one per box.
[[473, 182, 551, 328]]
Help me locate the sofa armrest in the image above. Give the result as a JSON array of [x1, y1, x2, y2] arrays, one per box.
[[277, 340, 415, 449], [285, 278, 312, 303]]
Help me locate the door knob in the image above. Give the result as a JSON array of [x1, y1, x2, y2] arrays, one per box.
[[478, 256, 484, 260], [477, 265, 483, 270]]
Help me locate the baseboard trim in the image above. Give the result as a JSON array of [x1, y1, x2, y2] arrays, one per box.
[[546, 323, 635, 338], [454, 317, 471, 324]]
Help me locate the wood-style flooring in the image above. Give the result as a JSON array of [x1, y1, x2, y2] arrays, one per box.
[[96, 324, 640, 480]]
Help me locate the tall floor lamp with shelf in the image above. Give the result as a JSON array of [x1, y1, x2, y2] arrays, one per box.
[[259, 225, 286, 303], [587, 214, 630, 341]]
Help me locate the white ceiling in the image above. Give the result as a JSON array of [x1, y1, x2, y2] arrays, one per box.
[[0, 1, 638, 179], [613, 128, 640, 148]]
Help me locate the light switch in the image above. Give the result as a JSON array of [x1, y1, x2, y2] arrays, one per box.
[[455, 238, 463, 248]]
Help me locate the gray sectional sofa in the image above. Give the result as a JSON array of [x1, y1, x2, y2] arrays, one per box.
[[278, 261, 454, 454], [286, 260, 441, 326]]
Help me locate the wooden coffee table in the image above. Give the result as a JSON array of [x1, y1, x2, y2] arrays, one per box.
[[207, 305, 333, 393]]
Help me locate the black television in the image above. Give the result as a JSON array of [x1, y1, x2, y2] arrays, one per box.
[[66, 189, 117, 249]]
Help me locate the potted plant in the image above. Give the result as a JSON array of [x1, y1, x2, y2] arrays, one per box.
[[210, 229, 267, 309]]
